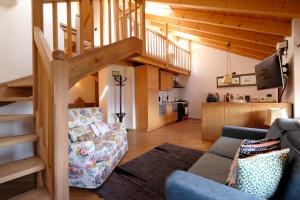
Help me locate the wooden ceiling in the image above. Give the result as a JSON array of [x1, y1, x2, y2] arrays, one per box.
[[146, 0, 299, 60]]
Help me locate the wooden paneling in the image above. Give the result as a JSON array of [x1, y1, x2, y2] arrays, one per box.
[[147, 0, 300, 18], [147, 66, 159, 89], [147, 14, 284, 47], [160, 71, 173, 91], [148, 89, 160, 127], [164, 8, 291, 36], [202, 102, 293, 141], [225, 104, 252, 127], [202, 103, 225, 141]]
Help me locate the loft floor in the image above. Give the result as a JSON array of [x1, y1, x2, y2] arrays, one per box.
[[70, 119, 213, 200]]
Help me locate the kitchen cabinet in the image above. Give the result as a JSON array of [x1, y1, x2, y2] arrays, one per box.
[[160, 71, 173, 91], [135, 65, 177, 131]]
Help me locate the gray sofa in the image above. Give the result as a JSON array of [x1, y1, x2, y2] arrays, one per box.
[[166, 118, 300, 200]]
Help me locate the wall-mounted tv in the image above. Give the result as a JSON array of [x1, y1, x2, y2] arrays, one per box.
[[255, 52, 284, 90]]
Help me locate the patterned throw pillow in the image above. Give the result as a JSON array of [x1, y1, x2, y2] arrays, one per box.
[[239, 140, 281, 158], [95, 121, 111, 135], [90, 122, 101, 136], [233, 148, 290, 199], [68, 126, 94, 142], [242, 137, 280, 145], [227, 137, 281, 186]]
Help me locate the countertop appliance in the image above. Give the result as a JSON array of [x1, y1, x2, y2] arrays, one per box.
[[176, 100, 188, 121]]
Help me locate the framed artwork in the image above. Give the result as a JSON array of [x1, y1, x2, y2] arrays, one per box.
[[216, 73, 257, 88], [240, 73, 257, 86], [217, 76, 240, 88]]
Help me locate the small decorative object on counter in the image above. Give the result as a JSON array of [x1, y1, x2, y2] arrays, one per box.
[[245, 95, 251, 102], [207, 93, 218, 102]]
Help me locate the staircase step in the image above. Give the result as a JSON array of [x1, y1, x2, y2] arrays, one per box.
[[0, 156, 45, 184], [0, 114, 35, 122], [0, 96, 33, 102], [10, 187, 51, 200], [0, 134, 38, 148]]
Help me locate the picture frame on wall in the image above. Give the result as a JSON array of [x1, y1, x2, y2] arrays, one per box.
[[216, 73, 257, 88], [240, 73, 257, 86], [217, 76, 240, 88]]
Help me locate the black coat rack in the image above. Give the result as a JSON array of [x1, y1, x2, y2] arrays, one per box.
[[113, 75, 127, 123]]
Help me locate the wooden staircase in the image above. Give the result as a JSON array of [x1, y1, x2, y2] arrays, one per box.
[[0, 77, 51, 199], [0, 0, 144, 199]]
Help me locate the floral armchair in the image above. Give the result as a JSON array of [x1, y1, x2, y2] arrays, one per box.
[[68, 107, 128, 188]]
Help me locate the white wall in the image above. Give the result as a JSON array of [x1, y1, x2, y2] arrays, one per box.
[[69, 76, 96, 104], [0, 1, 32, 83], [183, 43, 278, 119], [98, 64, 136, 129]]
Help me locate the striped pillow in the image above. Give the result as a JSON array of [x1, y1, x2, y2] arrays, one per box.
[[239, 139, 281, 158]]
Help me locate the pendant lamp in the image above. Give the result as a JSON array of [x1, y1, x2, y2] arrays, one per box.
[[223, 42, 233, 84]]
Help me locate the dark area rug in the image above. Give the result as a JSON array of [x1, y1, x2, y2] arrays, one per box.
[[93, 143, 203, 200]]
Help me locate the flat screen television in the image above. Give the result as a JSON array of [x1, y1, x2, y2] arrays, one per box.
[[255, 52, 284, 90]]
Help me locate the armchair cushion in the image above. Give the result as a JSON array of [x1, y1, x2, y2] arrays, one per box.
[[166, 170, 263, 200], [222, 126, 267, 140]]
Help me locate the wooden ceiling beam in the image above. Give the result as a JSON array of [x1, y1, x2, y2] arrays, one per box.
[[159, 8, 291, 36], [152, 21, 276, 54], [146, 14, 284, 47], [183, 36, 268, 60], [147, 0, 300, 18]]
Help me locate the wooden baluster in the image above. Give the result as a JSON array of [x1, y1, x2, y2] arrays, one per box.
[[122, 0, 126, 39], [108, 0, 112, 44], [90, 0, 95, 48], [140, 0, 145, 54], [128, 0, 132, 37], [188, 40, 192, 70], [79, 1, 84, 53], [99, 0, 104, 46], [165, 23, 168, 63], [67, 0, 72, 57], [52, 2, 58, 50], [134, 0, 138, 38], [114, 0, 120, 42]]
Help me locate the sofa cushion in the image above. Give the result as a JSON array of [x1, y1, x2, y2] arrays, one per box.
[[188, 152, 233, 184], [208, 137, 242, 159]]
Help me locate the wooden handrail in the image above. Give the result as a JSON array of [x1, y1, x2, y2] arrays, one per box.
[[33, 27, 53, 76], [68, 37, 142, 87]]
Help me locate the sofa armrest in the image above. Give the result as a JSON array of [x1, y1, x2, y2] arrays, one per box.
[[166, 170, 263, 200], [222, 126, 268, 140]]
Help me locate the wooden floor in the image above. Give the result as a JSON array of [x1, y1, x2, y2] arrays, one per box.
[[70, 119, 212, 200]]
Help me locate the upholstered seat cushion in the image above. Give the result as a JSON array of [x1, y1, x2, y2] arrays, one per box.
[[188, 152, 233, 184], [92, 131, 127, 161], [208, 137, 242, 159]]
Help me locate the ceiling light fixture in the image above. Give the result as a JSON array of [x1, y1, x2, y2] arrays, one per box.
[[223, 42, 233, 84]]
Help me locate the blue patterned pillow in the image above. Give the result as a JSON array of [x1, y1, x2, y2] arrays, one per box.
[[233, 148, 290, 199]]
